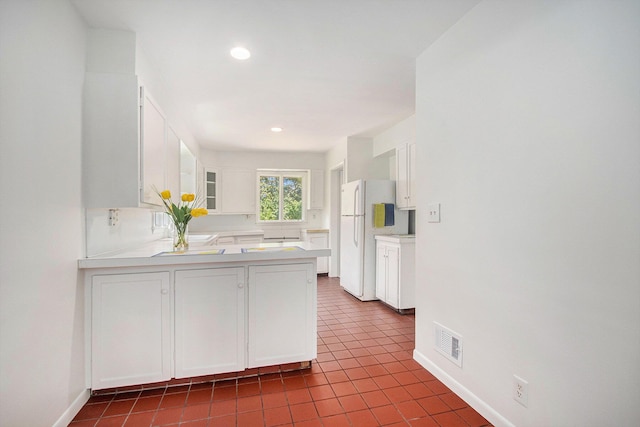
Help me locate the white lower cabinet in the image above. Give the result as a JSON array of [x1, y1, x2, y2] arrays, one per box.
[[375, 236, 416, 311], [248, 263, 316, 368], [174, 267, 245, 378], [214, 234, 264, 245], [302, 230, 329, 274], [235, 235, 264, 245], [91, 272, 171, 390], [87, 261, 317, 390], [215, 236, 235, 245]]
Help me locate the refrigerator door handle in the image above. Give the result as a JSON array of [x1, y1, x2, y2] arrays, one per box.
[[352, 183, 360, 247], [353, 215, 358, 247], [353, 184, 360, 216]]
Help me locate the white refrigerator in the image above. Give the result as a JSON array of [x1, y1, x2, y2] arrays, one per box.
[[340, 179, 408, 301]]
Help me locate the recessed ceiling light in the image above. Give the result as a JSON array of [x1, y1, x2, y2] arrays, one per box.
[[230, 46, 251, 60], [271, 127, 283, 132]]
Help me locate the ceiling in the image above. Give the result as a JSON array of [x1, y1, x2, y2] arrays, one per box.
[[71, 0, 480, 153]]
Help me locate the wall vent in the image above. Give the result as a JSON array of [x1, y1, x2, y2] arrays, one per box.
[[434, 322, 463, 367]]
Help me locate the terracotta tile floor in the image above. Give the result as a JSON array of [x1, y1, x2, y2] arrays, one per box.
[[70, 276, 492, 426]]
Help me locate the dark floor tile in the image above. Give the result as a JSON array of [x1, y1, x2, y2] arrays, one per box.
[[124, 411, 155, 426], [73, 402, 109, 421], [290, 402, 318, 422]]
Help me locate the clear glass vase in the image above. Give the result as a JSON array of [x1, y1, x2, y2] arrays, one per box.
[[173, 223, 189, 252]]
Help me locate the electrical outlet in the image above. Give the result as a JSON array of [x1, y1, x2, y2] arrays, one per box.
[[108, 209, 119, 227], [513, 375, 529, 407]]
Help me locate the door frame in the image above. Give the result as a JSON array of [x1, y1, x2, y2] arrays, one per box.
[[329, 161, 344, 277]]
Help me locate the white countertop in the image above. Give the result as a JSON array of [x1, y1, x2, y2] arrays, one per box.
[[78, 239, 330, 269]]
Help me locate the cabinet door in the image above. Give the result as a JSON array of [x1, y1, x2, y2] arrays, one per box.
[[91, 272, 171, 390], [236, 235, 263, 245], [248, 263, 316, 368], [221, 169, 256, 214], [375, 242, 387, 301], [396, 145, 409, 208], [308, 233, 329, 274], [385, 245, 401, 308], [180, 141, 197, 196], [308, 169, 324, 210], [141, 91, 166, 205], [175, 268, 245, 378], [166, 126, 181, 201], [216, 236, 235, 245], [407, 142, 416, 208], [204, 169, 219, 212]]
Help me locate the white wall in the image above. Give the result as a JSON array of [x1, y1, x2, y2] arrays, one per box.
[[326, 138, 347, 173], [0, 1, 88, 425], [414, 1, 640, 426], [200, 149, 325, 171], [346, 137, 390, 181], [372, 114, 415, 157]]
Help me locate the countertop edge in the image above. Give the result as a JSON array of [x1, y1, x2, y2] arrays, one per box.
[[79, 245, 330, 269]]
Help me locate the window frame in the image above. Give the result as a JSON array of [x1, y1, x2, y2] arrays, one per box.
[[256, 170, 307, 223]]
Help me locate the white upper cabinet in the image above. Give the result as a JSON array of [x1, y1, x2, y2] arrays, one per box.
[[83, 73, 180, 208], [396, 142, 416, 210], [221, 169, 255, 214], [308, 169, 324, 210], [165, 126, 181, 203], [180, 141, 197, 196], [83, 73, 140, 208], [204, 168, 219, 212], [204, 168, 255, 214]]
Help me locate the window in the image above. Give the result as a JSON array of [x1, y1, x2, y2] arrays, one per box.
[[258, 171, 305, 222]]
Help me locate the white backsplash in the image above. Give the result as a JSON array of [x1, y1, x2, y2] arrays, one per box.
[[86, 208, 327, 257], [85, 208, 168, 257]]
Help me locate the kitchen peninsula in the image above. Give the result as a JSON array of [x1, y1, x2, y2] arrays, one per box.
[[79, 241, 330, 391]]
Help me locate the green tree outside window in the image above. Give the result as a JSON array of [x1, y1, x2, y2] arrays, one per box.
[[258, 173, 304, 222]]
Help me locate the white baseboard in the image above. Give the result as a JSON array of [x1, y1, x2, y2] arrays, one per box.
[[53, 388, 91, 427], [413, 349, 515, 427]]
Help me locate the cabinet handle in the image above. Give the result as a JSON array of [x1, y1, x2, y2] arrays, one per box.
[[238, 283, 244, 288], [161, 289, 169, 295]]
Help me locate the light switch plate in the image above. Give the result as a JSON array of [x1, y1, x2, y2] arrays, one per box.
[[428, 203, 440, 223]]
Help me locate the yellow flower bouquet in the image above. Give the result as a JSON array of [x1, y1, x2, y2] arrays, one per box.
[[157, 189, 208, 251]]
